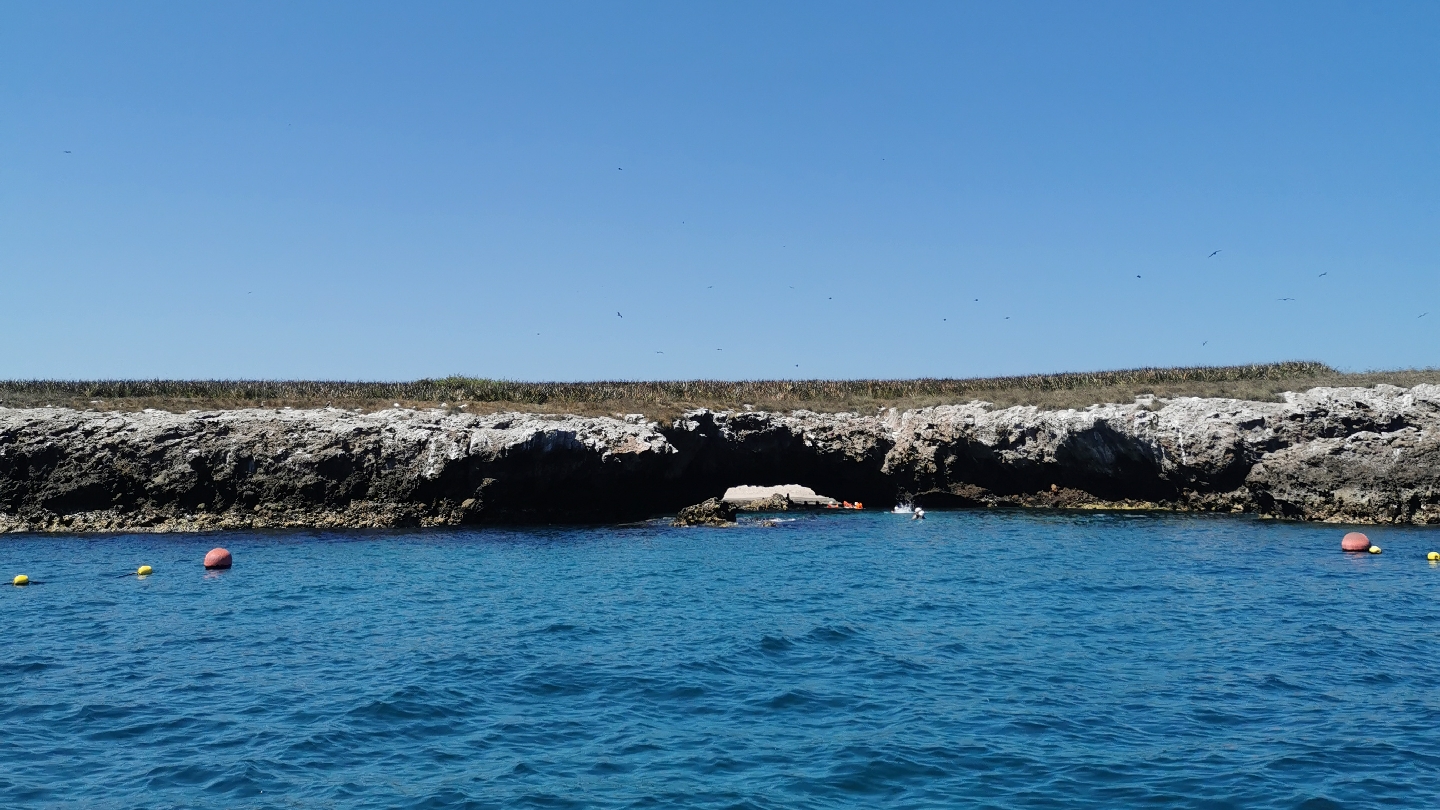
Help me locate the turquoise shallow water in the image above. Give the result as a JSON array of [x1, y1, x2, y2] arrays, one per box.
[[4, 511, 1440, 809]]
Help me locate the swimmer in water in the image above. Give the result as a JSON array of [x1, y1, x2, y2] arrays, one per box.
[[911, 507, 925, 520]]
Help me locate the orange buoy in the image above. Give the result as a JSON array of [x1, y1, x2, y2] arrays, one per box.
[[203, 547, 233, 569], [1341, 532, 1370, 552]]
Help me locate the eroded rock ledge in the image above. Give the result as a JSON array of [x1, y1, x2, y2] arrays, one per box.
[[3, 384, 1439, 532]]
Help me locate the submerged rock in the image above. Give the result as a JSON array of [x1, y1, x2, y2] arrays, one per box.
[[672, 497, 737, 527]]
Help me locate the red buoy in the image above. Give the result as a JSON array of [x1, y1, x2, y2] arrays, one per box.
[[204, 547, 233, 569], [1341, 532, 1370, 552]]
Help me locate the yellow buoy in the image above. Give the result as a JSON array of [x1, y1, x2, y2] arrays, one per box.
[[13, 574, 29, 586], [137, 565, 153, 576], [1368, 546, 1382, 554], [1429, 552, 1440, 562]]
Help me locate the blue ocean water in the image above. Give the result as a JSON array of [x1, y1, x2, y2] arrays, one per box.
[[4, 511, 1440, 809]]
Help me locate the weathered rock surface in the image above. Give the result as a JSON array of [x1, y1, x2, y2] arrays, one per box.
[[672, 497, 737, 527], [733, 493, 793, 512], [3, 384, 1440, 532]]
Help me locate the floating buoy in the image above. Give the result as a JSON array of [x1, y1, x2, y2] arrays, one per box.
[[1341, 532, 1370, 552], [1428, 552, 1440, 561], [1369, 546, 1382, 554], [13, 574, 29, 586], [137, 565, 152, 576], [203, 548, 232, 569]]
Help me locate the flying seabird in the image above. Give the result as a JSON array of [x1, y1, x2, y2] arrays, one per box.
[[1278, 298, 1295, 301], [616, 312, 623, 318], [1318, 272, 1328, 277], [1208, 250, 1221, 257], [1420, 313, 1429, 319]]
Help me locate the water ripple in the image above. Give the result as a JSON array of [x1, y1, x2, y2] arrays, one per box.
[[4, 512, 1440, 807]]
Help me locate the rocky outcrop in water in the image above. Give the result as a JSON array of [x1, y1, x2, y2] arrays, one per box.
[[672, 497, 737, 527], [734, 493, 792, 512], [2, 384, 1439, 532]]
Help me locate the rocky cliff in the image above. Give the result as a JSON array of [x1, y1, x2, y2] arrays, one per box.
[[3, 384, 1439, 532]]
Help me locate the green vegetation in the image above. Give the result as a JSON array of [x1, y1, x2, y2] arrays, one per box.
[[3, 362, 1438, 418]]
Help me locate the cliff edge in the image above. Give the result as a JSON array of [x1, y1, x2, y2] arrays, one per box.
[[3, 384, 1438, 532]]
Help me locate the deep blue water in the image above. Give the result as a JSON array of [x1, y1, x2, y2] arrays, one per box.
[[4, 511, 1440, 809]]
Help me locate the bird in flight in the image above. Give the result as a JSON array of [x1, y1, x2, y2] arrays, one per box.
[[1278, 297, 1295, 301], [1202, 340, 1208, 346], [1318, 272, 1327, 277], [1136, 275, 1142, 279], [656, 351, 664, 353], [64, 150, 71, 154], [1420, 313, 1429, 319], [1208, 250, 1221, 258], [616, 312, 623, 318]]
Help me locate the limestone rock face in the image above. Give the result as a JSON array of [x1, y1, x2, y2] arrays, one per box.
[[0, 407, 678, 532], [4, 384, 1440, 531]]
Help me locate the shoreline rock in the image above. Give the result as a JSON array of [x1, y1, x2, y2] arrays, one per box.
[[672, 497, 738, 527], [3, 384, 1440, 532], [733, 493, 793, 512]]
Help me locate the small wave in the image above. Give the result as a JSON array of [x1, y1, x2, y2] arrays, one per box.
[[758, 634, 794, 653], [513, 671, 592, 697], [804, 624, 861, 644], [761, 688, 823, 710], [827, 750, 951, 794]]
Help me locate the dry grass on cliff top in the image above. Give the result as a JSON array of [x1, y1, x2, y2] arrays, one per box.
[[5, 362, 1440, 419]]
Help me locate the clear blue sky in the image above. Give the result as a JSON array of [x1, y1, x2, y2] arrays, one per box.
[[3, 1, 1437, 381]]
